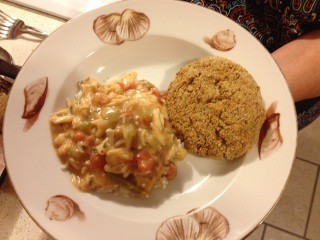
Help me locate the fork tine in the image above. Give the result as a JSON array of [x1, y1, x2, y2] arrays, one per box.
[[0, 10, 16, 24], [0, 32, 8, 39], [0, 16, 14, 25], [0, 10, 48, 39], [0, 10, 16, 20], [0, 21, 13, 28], [0, 26, 10, 33], [0, 16, 8, 24], [0, 28, 9, 34]]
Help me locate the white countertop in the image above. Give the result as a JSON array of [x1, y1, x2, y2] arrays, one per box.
[[0, 1, 65, 66], [6, 0, 118, 20], [0, 1, 65, 239]]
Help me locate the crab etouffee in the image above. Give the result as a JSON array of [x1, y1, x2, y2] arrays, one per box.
[[49, 72, 186, 197]]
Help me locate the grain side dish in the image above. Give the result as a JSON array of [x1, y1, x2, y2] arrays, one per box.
[[166, 56, 266, 160], [50, 72, 186, 197]]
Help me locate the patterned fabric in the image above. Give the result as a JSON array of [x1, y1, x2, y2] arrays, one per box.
[[182, 0, 320, 51], [296, 96, 320, 129], [182, 0, 320, 129]]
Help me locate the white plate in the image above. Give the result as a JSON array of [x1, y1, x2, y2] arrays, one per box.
[[3, 1, 297, 239]]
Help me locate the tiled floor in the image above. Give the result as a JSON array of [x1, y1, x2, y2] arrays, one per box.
[[246, 117, 320, 240]]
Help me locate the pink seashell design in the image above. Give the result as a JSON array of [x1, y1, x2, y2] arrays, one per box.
[[206, 29, 236, 51], [45, 195, 85, 221]]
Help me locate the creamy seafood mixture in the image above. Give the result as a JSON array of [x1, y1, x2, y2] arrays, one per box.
[[50, 72, 186, 197]]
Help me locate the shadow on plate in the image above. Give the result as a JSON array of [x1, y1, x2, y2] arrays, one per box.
[[189, 155, 244, 177]]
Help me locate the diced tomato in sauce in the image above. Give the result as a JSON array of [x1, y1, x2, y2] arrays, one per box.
[[92, 92, 110, 105], [151, 88, 160, 97], [143, 116, 151, 128], [119, 81, 135, 91], [166, 162, 177, 180], [85, 135, 96, 146], [73, 131, 86, 142], [90, 153, 106, 171], [134, 151, 154, 175], [152, 89, 167, 104]]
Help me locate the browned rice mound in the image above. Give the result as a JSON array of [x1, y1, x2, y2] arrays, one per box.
[[166, 56, 266, 160]]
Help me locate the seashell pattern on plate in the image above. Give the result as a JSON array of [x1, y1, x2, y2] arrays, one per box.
[[21, 76, 48, 119], [93, 9, 150, 45], [45, 195, 85, 221], [258, 101, 283, 159], [93, 13, 124, 45], [206, 29, 236, 51], [156, 207, 229, 240]]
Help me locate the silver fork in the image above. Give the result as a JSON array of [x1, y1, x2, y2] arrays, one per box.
[[0, 10, 49, 39]]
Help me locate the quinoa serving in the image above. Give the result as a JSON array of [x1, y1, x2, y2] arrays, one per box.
[[166, 56, 266, 160]]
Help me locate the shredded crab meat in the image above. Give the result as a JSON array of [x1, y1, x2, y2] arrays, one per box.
[[50, 72, 187, 197]]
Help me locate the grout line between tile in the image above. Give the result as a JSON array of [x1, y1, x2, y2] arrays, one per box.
[[261, 224, 267, 240], [303, 166, 320, 238], [264, 223, 312, 240], [296, 156, 320, 167]]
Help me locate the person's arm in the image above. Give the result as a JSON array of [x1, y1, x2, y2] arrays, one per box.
[[271, 30, 320, 102]]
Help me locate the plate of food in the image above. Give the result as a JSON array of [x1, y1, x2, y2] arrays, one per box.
[[3, 0, 297, 239]]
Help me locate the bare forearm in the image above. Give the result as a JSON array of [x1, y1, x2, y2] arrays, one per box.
[[271, 30, 320, 102]]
